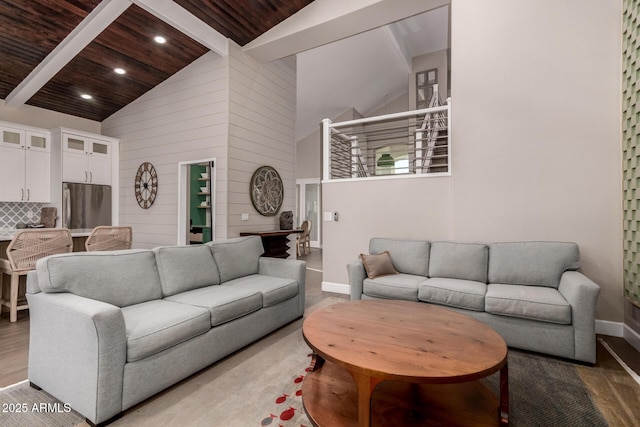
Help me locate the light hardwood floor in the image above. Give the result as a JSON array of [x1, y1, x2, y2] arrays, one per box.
[[1, 248, 638, 425], [0, 299, 29, 387]]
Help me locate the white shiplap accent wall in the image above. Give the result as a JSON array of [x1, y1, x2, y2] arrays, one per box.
[[227, 43, 297, 236], [101, 52, 230, 248]]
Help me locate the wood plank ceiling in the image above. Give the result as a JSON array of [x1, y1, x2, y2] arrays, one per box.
[[0, 0, 313, 122]]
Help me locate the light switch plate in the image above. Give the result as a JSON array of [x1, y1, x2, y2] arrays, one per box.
[[241, 213, 249, 221]]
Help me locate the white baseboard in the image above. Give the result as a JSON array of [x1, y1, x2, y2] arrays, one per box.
[[321, 281, 350, 294], [595, 319, 623, 337], [623, 323, 640, 352]]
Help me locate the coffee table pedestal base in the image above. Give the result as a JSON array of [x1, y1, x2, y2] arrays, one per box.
[[302, 360, 502, 427]]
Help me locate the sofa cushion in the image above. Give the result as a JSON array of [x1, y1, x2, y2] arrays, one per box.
[[360, 251, 399, 279], [488, 242, 580, 288], [223, 274, 299, 308], [369, 238, 430, 276], [165, 285, 263, 327], [154, 245, 221, 297], [418, 278, 486, 311], [429, 242, 489, 283], [209, 236, 264, 283], [363, 274, 425, 301], [122, 300, 211, 362], [485, 284, 572, 324], [36, 250, 162, 307]]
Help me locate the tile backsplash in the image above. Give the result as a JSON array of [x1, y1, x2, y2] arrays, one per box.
[[0, 202, 45, 229]]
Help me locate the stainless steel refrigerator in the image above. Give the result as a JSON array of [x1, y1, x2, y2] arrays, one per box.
[[62, 182, 112, 229]]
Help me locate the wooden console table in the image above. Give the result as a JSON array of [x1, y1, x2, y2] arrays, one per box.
[[239, 229, 302, 259]]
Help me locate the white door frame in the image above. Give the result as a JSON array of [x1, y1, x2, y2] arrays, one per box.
[[296, 178, 321, 248], [177, 158, 216, 245]]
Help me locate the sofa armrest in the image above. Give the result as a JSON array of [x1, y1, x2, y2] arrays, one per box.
[[27, 292, 127, 424], [347, 260, 366, 301], [259, 257, 306, 316], [558, 271, 601, 364], [26, 270, 41, 294]]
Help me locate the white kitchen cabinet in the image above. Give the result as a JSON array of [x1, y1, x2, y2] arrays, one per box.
[[0, 125, 51, 202], [62, 134, 111, 185]]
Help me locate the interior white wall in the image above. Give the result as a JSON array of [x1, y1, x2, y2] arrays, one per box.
[[226, 43, 297, 236], [323, 176, 454, 292], [322, 0, 623, 323], [244, 0, 449, 62], [367, 92, 409, 117], [102, 52, 230, 248], [0, 100, 100, 133]]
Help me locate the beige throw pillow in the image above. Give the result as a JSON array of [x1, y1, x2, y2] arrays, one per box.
[[360, 251, 399, 279]]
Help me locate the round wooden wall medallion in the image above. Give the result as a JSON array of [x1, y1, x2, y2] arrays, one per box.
[[134, 162, 158, 209], [250, 166, 283, 216]]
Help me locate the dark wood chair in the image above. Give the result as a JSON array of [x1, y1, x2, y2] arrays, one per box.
[[297, 220, 311, 256]]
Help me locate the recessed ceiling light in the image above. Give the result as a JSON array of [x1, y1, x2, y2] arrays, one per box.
[[114, 68, 126, 75], [80, 94, 92, 100], [154, 36, 167, 44]]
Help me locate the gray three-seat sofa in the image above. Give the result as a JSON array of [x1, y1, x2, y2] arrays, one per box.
[[348, 238, 600, 364], [26, 236, 305, 426]]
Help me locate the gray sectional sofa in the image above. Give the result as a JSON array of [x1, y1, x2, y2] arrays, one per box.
[[26, 236, 305, 426], [348, 238, 600, 364]]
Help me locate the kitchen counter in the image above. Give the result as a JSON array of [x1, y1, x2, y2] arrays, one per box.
[[0, 228, 93, 242]]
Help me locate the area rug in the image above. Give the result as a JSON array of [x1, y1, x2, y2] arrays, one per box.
[[0, 296, 614, 426]]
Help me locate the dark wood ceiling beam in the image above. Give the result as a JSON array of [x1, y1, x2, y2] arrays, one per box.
[[132, 0, 228, 55], [29, 80, 123, 122], [92, 6, 209, 75], [2, 0, 313, 120], [0, 0, 100, 98], [213, 0, 267, 40], [173, 0, 313, 46], [5, 0, 131, 107], [174, 0, 255, 45]]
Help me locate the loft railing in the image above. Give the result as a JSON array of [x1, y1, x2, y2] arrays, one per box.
[[416, 84, 447, 174], [322, 96, 451, 181]]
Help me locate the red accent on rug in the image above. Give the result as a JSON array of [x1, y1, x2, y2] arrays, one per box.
[[259, 353, 312, 427]]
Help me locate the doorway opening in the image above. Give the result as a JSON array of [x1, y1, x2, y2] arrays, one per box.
[[177, 158, 215, 245], [296, 178, 321, 248]]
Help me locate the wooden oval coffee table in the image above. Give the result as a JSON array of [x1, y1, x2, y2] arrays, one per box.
[[302, 300, 509, 426]]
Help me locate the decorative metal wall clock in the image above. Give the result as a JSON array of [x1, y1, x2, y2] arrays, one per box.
[[250, 166, 283, 216], [134, 162, 158, 209]]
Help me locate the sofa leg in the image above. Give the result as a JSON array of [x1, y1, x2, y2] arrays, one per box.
[[85, 413, 123, 427], [29, 382, 42, 390]]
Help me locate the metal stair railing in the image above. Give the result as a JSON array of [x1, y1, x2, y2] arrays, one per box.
[[321, 97, 451, 181], [329, 127, 369, 178], [416, 84, 445, 174]]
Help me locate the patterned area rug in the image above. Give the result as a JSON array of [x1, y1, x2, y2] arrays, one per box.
[[256, 345, 609, 427], [0, 297, 613, 426], [258, 353, 312, 427], [483, 351, 607, 426]]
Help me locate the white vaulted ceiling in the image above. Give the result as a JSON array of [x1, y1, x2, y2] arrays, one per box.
[[296, 5, 449, 140]]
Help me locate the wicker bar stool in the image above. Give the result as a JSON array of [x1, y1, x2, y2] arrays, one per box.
[[85, 226, 132, 251], [0, 228, 73, 322]]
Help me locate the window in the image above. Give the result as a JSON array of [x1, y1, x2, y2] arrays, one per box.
[[416, 68, 438, 110], [375, 145, 410, 176]]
